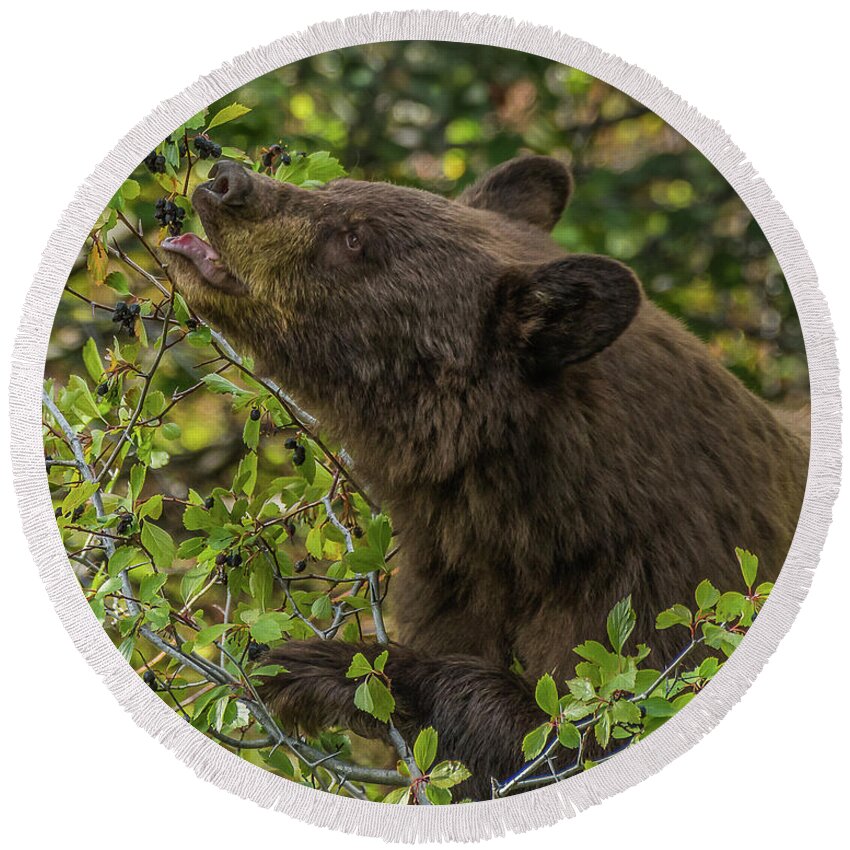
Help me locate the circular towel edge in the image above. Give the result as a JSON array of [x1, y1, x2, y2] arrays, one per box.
[[9, 10, 842, 843]]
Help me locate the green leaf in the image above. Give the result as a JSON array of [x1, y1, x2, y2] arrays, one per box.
[[557, 721, 581, 749], [641, 697, 677, 717], [367, 514, 392, 555], [139, 572, 167, 604], [695, 579, 720, 611], [383, 786, 411, 805], [573, 640, 617, 668], [305, 526, 324, 559], [141, 522, 176, 569], [521, 722, 551, 760], [736, 548, 759, 588], [249, 560, 274, 611], [346, 652, 373, 679], [107, 545, 148, 577], [424, 784, 452, 805], [243, 412, 261, 450], [429, 760, 471, 788], [365, 676, 395, 722], [535, 673, 560, 716], [129, 463, 147, 503], [607, 595, 636, 654], [249, 613, 291, 643], [310, 594, 332, 620], [201, 373, 251, 397], [193, 623, 232, 649], [594, 710, 612, 748], [655, 604, 692, 630], [137, 494, 163, 521], [82, 338, 104, 382], [353, 680, 374, 715], [567, 677, 595, 701], [715, 591, 746, 623], [105, 271, 131, 296], [206, 102, 251, 130], [702, 623, 743, 655], [373, 650, 389, 673], [414, 727, 438, 772]]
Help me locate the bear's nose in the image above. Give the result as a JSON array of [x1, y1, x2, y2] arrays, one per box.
[[205, 160, 251, 206]]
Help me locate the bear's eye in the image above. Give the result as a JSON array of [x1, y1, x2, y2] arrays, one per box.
[[345, 232, 361, 251]]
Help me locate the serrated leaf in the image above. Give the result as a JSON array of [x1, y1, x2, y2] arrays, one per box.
[[108, 545, 147, 576], [521, 722, 551, 760], [655, 604, 692, 630], [206, 102, 251, 130], [607, 595, 636, 654], [567, 677, 595, 701], [141, 522, 176, 569], [535, 673, 560, 716], [139, 572, 167, 604], [641, 697, 677, 717], [736, 548, 759, 588], [557, 721, 581, 749], [594, 710, 611, 748], [715, 591, 746, 623], [695, 579, 720, 611], [82, 337, 104, 382], [193, 623, 232, 649], [345, 652, 373, 679], [429, 760, 471, 788], [243, 412, 261, 449], [414, 727, 438, 773], [87, 240, 109, 284]]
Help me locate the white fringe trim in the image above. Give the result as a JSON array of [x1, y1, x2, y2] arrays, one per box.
[[8, 10, 841, 842]]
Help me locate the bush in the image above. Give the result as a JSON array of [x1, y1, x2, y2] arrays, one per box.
[[44, 101, 772, 803]]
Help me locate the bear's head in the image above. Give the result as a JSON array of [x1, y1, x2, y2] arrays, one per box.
[[163, 156, 642, 466]]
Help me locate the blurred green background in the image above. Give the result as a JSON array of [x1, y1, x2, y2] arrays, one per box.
[[48, 41, 809, 500]]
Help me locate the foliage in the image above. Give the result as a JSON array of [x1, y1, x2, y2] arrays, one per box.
[[500, 549, 772, 797], [43, 45, 800, 804]]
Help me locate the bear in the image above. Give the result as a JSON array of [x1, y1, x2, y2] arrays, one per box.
[[162, 155, 809, 800]]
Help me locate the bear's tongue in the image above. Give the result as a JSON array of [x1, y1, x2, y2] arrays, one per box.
[[161, 233, 247, 295]]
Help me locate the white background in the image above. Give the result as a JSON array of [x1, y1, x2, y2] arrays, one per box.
[[1, 2, 846, 846]]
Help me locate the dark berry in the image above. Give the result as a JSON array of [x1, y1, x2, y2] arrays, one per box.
[[230, 553, 243, 568], [292, 445, 306, 466], [186, 317, 199, 330], [352, 526, 364, 539], [96, 382, 109, 396], [154, 197, 184, 236], [117, 515, 134, 535], [281, 153, 292, 166], [204, 496, 215, 510], [247, 641, 269, 662], [143, 670, 158, 690], [294, 559, 307, 573], [283, 437, 298, 450], [55, 507, 63, 518], [144, 151, 167, 174], [71, 505, 85, 521], [215, 553, 228, 566], [250, 407, 261, 421]]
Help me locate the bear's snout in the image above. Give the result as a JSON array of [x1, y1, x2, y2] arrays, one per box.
[[198, 159, 253, 208]]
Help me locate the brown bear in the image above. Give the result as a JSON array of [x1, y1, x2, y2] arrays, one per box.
[[163, 156, 808, 799]]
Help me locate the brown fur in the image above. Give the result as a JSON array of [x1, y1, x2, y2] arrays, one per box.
[[165, 157, 809, 798]]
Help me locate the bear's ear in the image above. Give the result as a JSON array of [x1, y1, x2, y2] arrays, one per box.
[[458, 156, 572, 231], [496, 255, 642, 379]]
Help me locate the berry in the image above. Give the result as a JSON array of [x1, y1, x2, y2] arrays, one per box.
[[247, 641, 269, 662], [143, 151, 167, 174], [111, 301, 140, 336], [55, 507, 63, 518], [292, 444, 306, 466], [283, 437, 298, 450], [230, 552, 243, 568], [96, 382, 109, 396], [193, 135, 222, 160], [72, 505, 85, 521], [186, 317, 199, 330], [215, 553, 228, 566], [204, 496, 215, 509], [154, 197, 185, 236], [352, 526, 363, 539], [117, 515, 134, 535], [281, 152, 292, 166], [294, 559, 307, 574], [250, 407, 261, 421], [143, 670, 158, 690]]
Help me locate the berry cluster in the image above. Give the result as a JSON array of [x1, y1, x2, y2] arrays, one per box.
[[154, 197, 186, 236], [247, 641, 269, 662], [215, 551, 243, 568], [284, 436, 306, 465], [193, 135, 222, 159], [143, 150, 166, 173], [261, 144, 292, 169], [112, 301, 141, 336]]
